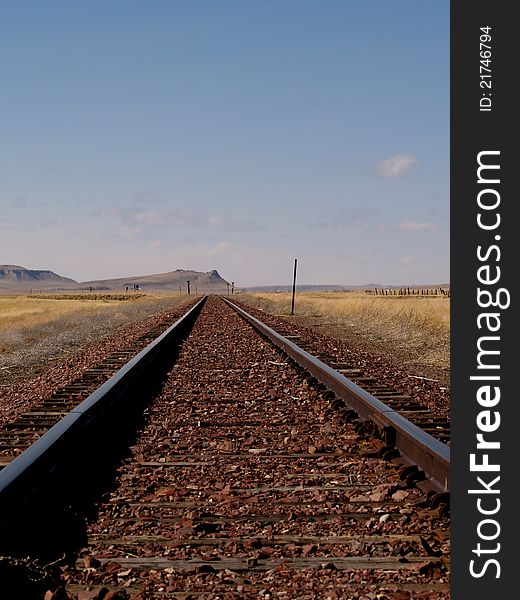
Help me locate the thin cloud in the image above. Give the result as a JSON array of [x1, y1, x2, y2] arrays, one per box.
[[377, 221, 437, 232], [397, 221, 436, 231], [12, 196, 29, 208], [116, 225, 142, 237], [209, 242, 235, 256], [10, 196, 48, 210], [116, 208, 260, 240], [135, 211, 170, 226], [376, 154, 418, 178], [400, 255, 416, 266]]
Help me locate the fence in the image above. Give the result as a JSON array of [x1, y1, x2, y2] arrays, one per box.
[[366, 288, 450, 297]]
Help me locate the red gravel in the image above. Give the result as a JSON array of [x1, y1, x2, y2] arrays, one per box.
[[58, 297, 450, 598], [232, 299, 450, 422]]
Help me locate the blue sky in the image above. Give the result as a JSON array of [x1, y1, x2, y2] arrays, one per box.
[[1, 1, 449, 286]]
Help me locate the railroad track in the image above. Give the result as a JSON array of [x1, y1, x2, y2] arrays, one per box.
[[0, 298, 201, 465], [0, 296, 450, 599], [228, 300, 450, 444]]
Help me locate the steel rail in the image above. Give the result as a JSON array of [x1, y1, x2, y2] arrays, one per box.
[[0, 296, 207, 536], [224, 298, 450, 492]]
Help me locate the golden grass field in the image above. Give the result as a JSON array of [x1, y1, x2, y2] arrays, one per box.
[[0, 293, 181, 333], [239, 291, 449, 333], [238, 291, 450, 385], [0, 290, 450, 387], [0, 293, 192, 381]]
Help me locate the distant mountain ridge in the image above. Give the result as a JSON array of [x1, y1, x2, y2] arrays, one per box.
[[82, 268, 228, 292], [0, 265, 229, 293], [0, 265, 77, 290], [0, 265, 449, 294]]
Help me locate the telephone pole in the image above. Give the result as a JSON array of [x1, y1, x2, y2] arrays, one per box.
[[291, 258, 298, 316]]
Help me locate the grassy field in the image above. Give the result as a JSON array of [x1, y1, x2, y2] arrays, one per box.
[[0, 293, 180, 332], [238, 290, 449, 333], [238, 291, 450, 385], [1, 290, 450, 386], [0, 293, 192, 381], [26, 293, 144, 301]]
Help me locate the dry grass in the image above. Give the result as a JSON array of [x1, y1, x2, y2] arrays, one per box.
[[0, 294, 176, 332], [238, 291, 450, 384], [0, 293, 192, 379], [27, 293, 144, 301], [239, 291, 449, 334]]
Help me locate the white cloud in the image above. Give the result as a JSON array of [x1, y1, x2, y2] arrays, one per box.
[[400, 255, 415, 266], [207, 215, 227, 227], [376, 154, 418, 178], [125, 208, 259, 232], [209, 242, 235, 256], [377, 221, 436, 232], [397, 221, 436, 231], [116, 225, 142, 237], [135, 211, 169, 225]]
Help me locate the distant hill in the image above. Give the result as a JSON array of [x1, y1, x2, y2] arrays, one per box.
[[0, 265, 229, 294], [0, 265, 448, 295], [0, 265, 78, 292], [81, 269, 228, 293]]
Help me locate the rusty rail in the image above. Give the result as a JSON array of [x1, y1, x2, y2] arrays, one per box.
[[0, 296, 207, 542], [225, 298, 450, 492], [0, 292, 449, 550]]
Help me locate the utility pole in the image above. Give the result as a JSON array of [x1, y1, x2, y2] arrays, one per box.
[[187, 280, 191, 295], [227, 282, 230, 296], [291, 258, 298, 316]]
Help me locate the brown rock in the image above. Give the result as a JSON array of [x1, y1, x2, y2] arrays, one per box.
[[83, 556, 101, 569], [78, 588, 109, 600], [388, 592, 411, 600], [302, 543, 317, 556], [391, 490, 410, 501], [104, 591, 129, 600]]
